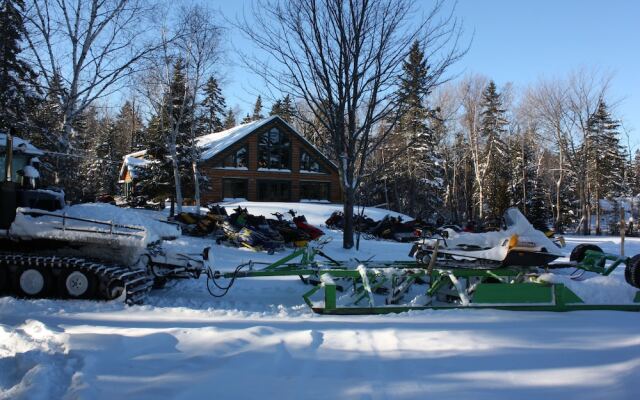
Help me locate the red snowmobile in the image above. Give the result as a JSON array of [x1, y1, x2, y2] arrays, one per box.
[[289, 210, 324, 240]]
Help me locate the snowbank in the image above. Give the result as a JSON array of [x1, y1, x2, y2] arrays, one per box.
[[0, 320, 72, 400]]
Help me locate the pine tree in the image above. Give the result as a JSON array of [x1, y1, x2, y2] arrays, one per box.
[[479, 81, 510, 221], [587, 101, 624, 197], [85, 118, 121, 196], [270, 99, 282, 117], [241, 113, 253, 124], [136, 112, 173, 201], [586, 100, 624, 234], [527, 167, 550, 231], [420, 109, 446, 217], [29, 73, 66, 149], [270, 94, 296, 122], [136, 60, 197, 204], [0, 0, 37, 129], [199, 76, 226, 133], [631, 150, 640, 196], [168, 59, 199, 204], [608, 199, 621, 235], [223, 108, 237, 129], [68, 106, 105, 201], [510, 131, 537, 215], [381, 41, 443, 219], [620, 147, 633, 197], [442, 131, 474, 223], [251, 95, 264, 120], [114, 101, 144, 153]]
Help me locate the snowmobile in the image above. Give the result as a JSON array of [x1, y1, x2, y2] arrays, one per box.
[[410, 208, 564, 268], [232, 226, 282, 254], [325, 211, 344, 230], [288, 210, 324, 240], [326, 210, 379, 234], [223, 207, 285, 253], [268, 212, 311, 247], [0, 129, 211, 304], [174, 204, 228, 238], [365, 215, 419, 242]]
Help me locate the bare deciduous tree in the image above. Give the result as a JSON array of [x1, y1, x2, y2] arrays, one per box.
[[136, 4, 223, 215], [459, 74, 488, 220], [529, 78, 574, 230], [24, 0, 159, 152], [177, 5, 223, 214], [566, 69, 612, 234], [239, 0, 465, 248], [530, 69, 612, 234]]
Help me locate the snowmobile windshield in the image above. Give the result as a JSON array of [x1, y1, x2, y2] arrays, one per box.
[[503, 208, 530, 230]]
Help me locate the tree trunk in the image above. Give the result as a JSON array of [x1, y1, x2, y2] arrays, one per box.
[[193, 161, 201, 215], [343, 187, 355, 249], [62, 118, 73, 153], [393, 180, 400, 212], [580, 181, 589, 234], [383, 178, 389, 210], [582, 181, 590, 235], [595, 186, 600, 235], [476, 178, 483, 220], [130, 97, 137, 152], [555, 145, 564, 230], [169, 130, 183, 214]]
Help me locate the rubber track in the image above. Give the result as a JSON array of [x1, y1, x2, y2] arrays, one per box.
[[0, 252, 154, 305]]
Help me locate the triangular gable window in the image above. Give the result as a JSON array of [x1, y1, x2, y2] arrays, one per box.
[[258, 127, 291, 170], [300, 150, 326, 173], [215, 145, 248, 168]]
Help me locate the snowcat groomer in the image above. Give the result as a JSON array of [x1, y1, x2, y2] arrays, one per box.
[[0, 129, 210, 304]]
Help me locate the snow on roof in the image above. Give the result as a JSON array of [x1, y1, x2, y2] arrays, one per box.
[[197, 116, 279, 160], [117, 116, 337, 178], [119, 150, 150, 182], [0, 132, 44, 156], [125, 149, 148, 159]]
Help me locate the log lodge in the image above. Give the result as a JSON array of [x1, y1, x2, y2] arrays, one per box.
[[119, 116, 342, 203]]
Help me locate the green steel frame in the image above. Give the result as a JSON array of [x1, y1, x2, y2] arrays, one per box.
[[217, 246, 640, 315]]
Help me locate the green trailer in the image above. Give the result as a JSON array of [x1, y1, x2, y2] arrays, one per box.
[[207, 243, 640, 315]]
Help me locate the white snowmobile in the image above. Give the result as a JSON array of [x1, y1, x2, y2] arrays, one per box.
[[410, 208, 564, 267]]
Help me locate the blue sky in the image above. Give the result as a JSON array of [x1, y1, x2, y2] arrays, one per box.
[[215, 0, 640, 147]]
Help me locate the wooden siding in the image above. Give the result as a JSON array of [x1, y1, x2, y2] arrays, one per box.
[[200, 119, 342, 203]]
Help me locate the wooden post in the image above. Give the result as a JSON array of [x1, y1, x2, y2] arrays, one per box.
[[620, 206, 625, 257], [427, 240, 439, 276]]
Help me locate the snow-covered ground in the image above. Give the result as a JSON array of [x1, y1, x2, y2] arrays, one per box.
[[1, 202, 640, 400]]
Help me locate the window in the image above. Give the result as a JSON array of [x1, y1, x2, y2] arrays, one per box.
[[0, 154, 28, 182], [299, 150, 327, 173], [215, 145, 247, 168], [257, 180, 291, 201], [222, 178, 248, 199], [258, 128, 291, 169], [300, 181, 330, 201]]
